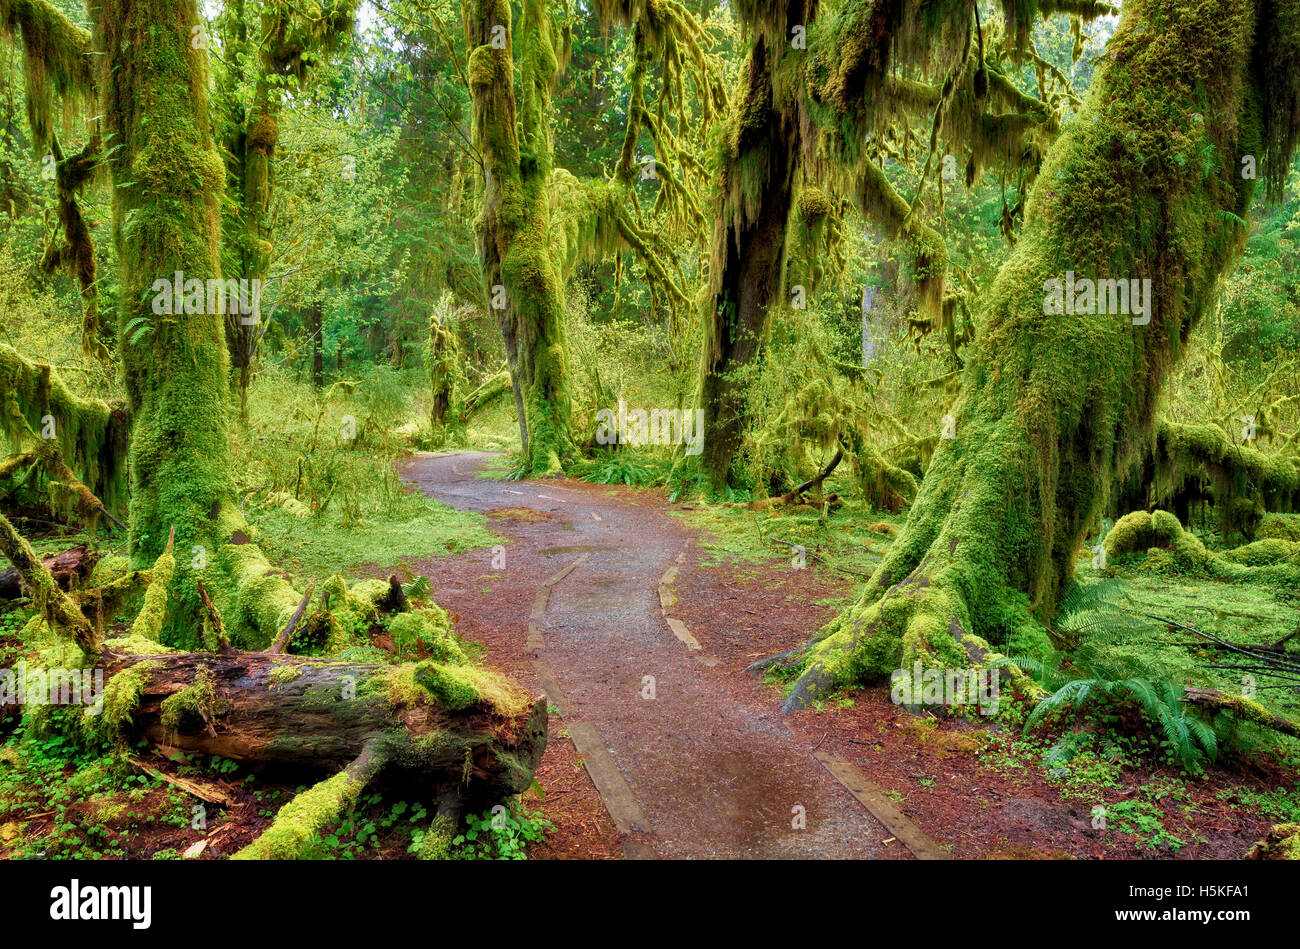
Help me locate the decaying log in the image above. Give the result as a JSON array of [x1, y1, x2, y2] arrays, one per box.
[[0, 542, 100, 599], [102, 650, 547, 803]]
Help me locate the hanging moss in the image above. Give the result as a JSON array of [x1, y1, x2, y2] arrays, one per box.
[[0, 0, 95, 148], [0, 345, 130, 515], [1119, 421, 1300, 541]]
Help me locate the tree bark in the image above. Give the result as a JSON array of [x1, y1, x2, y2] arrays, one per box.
[[88, 0, 328, 649], [784, 0, 1296, 710], [699, 8, 807, 492]]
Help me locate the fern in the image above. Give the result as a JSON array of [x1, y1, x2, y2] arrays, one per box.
[[1015, 579, 1221, 773]]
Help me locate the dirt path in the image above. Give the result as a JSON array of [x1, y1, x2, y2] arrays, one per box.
[[399, 451, 892, 858]]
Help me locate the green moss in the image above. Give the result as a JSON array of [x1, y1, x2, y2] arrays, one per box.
[[231, 768, 366, 860], [1258, 513, 1300, 543], [1105, 509, 1300, 584], [466, 0, 577, 475], [785, 0, 1279, 711], [88, 660, 161, 744], [267, 665, 302, 688], [424, 661, 528, 716], [416, 812, 457, 860], [129, 540, 175, 643], [0, 346, 129, 515], [386, 609, 464, 662], [1250, 824, 1300, 860], [159, 666, 221, 736]]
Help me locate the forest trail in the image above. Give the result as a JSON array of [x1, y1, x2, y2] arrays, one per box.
[[398, 451, 900, 858]]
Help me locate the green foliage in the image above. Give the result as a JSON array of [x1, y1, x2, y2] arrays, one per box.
[[447, 799, 552, 860], [572, 451, 670, 487], [1004, 581, 1221, 774]]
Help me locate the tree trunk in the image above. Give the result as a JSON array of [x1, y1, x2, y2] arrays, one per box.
[[311, 303, 325, 388], [783, 0, 1297, 710], [466, 0, 574, 475], [90, 0, 324, 649], [96, 0, 236, 567], [699, 12, 805, 492]]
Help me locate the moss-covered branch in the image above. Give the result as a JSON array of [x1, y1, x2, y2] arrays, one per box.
[[0, 509, 98, 657]]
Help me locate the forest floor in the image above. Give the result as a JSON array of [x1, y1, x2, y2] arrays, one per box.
[[377, 452, 1298, 860]]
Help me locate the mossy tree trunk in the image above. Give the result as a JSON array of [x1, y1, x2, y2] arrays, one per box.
[[466, 0, 575, 475], [699, 2, 811, 493], [88, 0, 310, 647], [95, 0, 235, 565], [217, 0, 358, 419], [784, 0, 1300, 710]]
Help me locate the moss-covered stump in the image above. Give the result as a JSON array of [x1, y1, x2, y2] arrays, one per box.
[[96, 651, 547, 804], [781, 0, 1299, 711]]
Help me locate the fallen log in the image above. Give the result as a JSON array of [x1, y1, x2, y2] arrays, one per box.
[[1180, 687, 1300, 739], [98, 649, 548, 812], [0, 542, 100, 599]]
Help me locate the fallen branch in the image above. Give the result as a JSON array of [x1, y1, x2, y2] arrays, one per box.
[[197, 580, 232, 653], [0, 510, 98, 657], [126, 756, 235, 807], [766, 537, 876, 579], [1180, 687, 1300, 739], [779, 447, 844, 504]]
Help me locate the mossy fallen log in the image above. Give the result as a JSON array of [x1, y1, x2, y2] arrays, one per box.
[[93, 650, 547, 858], [95, 652, 546, 785]]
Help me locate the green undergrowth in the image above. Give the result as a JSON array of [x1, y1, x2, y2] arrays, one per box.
[[0, 721, 196, 859], [291, 789, 552, 860], [251, 493, 498, 577], [676, 491, 905, 580]]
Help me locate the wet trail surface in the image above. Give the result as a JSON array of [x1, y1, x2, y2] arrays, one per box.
[[399, 451, 888, 858]]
